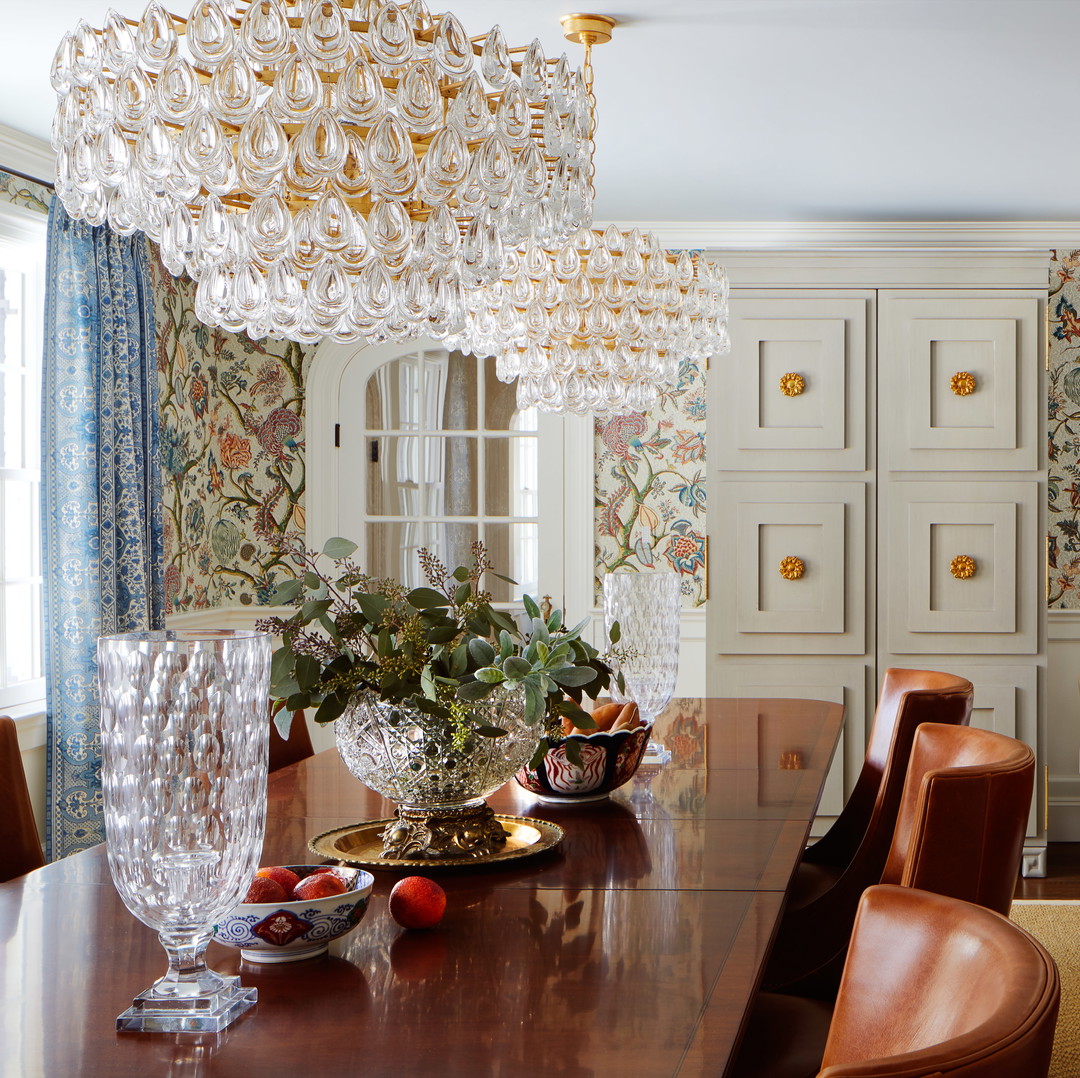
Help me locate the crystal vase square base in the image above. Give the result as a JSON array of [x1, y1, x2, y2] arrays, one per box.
[[116, 978, 257, 1033]]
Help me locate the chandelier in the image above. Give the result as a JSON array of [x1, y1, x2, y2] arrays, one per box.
[[49, 0, 594, 344], [445, 225, 730, 416], [443, 15, 731, 416]]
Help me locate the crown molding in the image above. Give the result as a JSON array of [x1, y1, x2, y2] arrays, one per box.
[[0, 123, 54, 186], [593, 220, 1080, 252]]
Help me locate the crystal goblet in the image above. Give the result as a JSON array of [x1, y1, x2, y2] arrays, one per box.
[[603, 571, 681, 761], [97, 629, 271, 1033]]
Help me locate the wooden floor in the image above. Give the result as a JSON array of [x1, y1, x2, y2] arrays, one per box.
[[1015, 843, 1080, 900]]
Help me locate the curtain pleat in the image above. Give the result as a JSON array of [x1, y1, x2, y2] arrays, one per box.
[[41, 201, 163, 860]]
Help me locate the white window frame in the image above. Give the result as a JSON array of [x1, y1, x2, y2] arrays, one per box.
[[0, 198, 46, 715], [306, 337, 595, 625]]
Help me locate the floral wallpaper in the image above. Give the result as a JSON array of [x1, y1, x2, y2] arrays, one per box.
[[1048, 249, 1080, 609], [0, 168, 51, 215], [151, 255, 312, 612], [153, 251, 1080, 617], [594, 355, 708, 608]]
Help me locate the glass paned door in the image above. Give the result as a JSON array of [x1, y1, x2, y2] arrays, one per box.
[[339, 347, 561, 608]]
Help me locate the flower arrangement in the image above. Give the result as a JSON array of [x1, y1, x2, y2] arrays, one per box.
[[258, 536, 614, 765]]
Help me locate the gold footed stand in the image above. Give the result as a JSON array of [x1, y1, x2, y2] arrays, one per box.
[[380, 801, 509, 861], [309, 809, 564, 870]]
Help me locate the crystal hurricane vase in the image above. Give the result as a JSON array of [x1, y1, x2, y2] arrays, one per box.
[[603, 571, 681, 760], [97, 630, 271, 1033]]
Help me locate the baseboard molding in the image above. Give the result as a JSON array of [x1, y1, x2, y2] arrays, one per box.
[[1023, 847, 1049, 878]]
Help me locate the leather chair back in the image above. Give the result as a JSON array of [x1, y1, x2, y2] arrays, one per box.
[[882, 722, 1035, 915], [803, 668, 974, 874], [269, 706, 314, 773], [0, 715, 45, 882], [764, 669, 973, 994], [819, 885, 1058, 1077]]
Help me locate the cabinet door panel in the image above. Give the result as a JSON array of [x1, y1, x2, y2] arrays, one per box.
[[717, 482, 866, 654], [879, 292, 1040, 471], [719, 295, 870, 471], [885, 481, 1037, 654]]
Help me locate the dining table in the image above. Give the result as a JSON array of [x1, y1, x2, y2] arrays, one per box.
[[0, 696, 843, 1078]]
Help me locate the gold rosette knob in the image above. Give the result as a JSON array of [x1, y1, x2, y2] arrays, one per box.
[[779, 556, 805, 580], [950, 371, 977, 396], [779, 372, 805, 397], [950, 555, 976, 579]]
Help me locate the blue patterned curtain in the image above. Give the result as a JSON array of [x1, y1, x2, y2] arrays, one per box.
[[41, 201, 164, 860]]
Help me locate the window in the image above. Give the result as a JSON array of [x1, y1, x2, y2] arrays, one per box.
[[0, 204, 45, 710]]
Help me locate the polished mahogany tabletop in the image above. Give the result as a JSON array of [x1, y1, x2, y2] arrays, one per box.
[[0, 697, 843, 1078]]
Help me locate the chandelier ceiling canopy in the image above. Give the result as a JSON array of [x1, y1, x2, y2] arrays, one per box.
[[50, 0, 594, 343]]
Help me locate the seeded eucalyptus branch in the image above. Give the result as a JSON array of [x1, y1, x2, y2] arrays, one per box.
[[257, 536, 614, 759]]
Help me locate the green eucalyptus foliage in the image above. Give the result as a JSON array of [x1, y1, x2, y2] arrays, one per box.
[[257, 537, 614, 752]]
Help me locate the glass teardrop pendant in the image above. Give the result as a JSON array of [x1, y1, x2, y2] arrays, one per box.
[[369, 2, 415, 66], [239, 0, 292, 66], [295, 108, 349, 178], [135, 1, 178, 70], [301, 1, 352, 65], [480, 26, 511, 88], [155, 56, 202, 122], [209, 54, 260, 124], [336, 55, 386, 125], [187, 0, 235, 66], [271, 53, 323, 120], [398, 62, 442, 132], [432, 12, 472, 76]]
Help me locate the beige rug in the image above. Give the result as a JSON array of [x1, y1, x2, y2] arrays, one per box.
[[1010, 900, 1080, 1078]]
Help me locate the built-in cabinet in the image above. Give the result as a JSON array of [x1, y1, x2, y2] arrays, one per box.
[[706, 254, 1048, 874]]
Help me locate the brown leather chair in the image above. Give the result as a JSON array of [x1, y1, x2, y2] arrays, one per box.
[[731, 885, 1059, 1078], [0, 715, 45, 882], [269, 705, 314, 773], [880, 722, 1035, 916], [819, 885, 1058, 1077], [763, 668, 973, 993]]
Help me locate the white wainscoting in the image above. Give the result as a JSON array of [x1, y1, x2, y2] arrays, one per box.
[[11, 704, 46, 846], [1048, 612, 1080, 840]]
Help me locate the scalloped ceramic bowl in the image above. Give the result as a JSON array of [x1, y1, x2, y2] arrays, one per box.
[[514, 724, 652, 803], [213, 866, 374, 963]]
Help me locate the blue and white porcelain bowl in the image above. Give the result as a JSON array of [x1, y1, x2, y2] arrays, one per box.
[[213, 866, 373, 963]]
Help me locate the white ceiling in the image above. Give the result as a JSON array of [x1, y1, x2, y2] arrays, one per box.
[[1, 0, 1075, 225]]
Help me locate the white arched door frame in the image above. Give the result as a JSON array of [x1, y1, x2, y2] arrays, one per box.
[[306, 336, 596, 622]]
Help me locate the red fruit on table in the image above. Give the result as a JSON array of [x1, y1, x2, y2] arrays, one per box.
[[255, 866, 301, 892], [244, 876, 288, 904], [293, 872, 349, 901], [389, 876, 446, 929]]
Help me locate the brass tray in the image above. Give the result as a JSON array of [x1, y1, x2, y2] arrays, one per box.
[[308, 814, 564, 870]]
